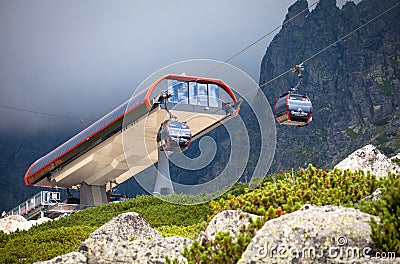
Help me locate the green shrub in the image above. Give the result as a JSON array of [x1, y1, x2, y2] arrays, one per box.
[[157, 222, 206, 240], [33, 195, 212, 231], [369, 173, 400, 255], [211, 165, 382, 217], [180, 216, 265, 264], [1, 166, 392, 264], [0, 226, 95, 264], [373, 118, 389, 127], [392, 157, 400, 166]]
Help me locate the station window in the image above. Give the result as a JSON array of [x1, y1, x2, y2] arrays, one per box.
[[167, 79, 230, 108], [189, 82, 213, 107], [188, 82, 198, 105], [208, 84, 219, 107], [168, 80, 188, 104], [197, 83, 208, 106]]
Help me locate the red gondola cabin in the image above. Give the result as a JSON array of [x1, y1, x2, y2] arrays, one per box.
[[274, 93, 312, 127]]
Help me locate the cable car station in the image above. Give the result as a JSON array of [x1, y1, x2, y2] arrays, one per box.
[[24, 74, 240, 206]]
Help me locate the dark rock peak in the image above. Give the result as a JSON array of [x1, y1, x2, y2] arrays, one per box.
[[317, 0, 337, 9], [285, 0, 309, 22], [341, 0, 357, 10]]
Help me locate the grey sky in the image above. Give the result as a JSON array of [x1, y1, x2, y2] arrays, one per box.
[[0, 0, 358, 132]]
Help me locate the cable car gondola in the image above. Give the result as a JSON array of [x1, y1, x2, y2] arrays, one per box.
[[155, 90, 192, 152], [274, 92, 312, 127], [274, 64, 313, 127], [157, 119, 192, 152]]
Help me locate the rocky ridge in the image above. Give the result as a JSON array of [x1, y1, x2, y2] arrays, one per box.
[[335, 144, 400, 178]]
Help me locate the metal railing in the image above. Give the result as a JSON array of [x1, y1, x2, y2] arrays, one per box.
[[7, 191, 60, 217]]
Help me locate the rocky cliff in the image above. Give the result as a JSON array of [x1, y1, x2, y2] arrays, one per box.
[[259, 0, 400, 172]]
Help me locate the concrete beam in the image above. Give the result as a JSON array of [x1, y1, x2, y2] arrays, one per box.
[[79, 182, 107, 206], [52, 154, 94, 183], [154, 149, 173, 195]]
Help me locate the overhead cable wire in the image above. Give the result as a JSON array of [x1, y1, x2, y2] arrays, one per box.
[[0, 105, 96, 123], [205, 0, 321, 76], [259, 0, 400, 89]]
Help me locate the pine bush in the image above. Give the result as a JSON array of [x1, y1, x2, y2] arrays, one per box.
[[369, 173, 400, 255]]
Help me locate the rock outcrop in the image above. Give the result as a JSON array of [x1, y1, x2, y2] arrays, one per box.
[[0, 215, 51, 234], [204, 210, 260, 241], [79, 212, 161, 246], [363, 188, 382, 201], [392, 153, 400, 161], [38, 252, 87, 264], [335, 144, 400, 178], [81, 236, 191, 264], [36, 212, 191, 264], [238, 205, 398, 263]]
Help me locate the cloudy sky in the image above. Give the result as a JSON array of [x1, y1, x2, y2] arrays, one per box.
[[0, 0, 357, 133]]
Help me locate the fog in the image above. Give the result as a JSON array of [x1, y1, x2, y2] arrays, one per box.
[[0, 0, 359, 133]]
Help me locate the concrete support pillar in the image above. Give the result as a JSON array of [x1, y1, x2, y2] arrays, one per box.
[[154, 149, 174, 195], [79, 182, 107, 206]]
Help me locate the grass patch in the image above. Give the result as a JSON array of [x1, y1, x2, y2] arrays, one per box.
[[316, 128, 328, 139], [358, 173, 400, 255], [0, 226, 95, 264], [376, 80, 395, 96], [346, 127, 362, 140], [376, 132, 389, 145], [373, 118, 389, 127], [157, 222, 205, 240]]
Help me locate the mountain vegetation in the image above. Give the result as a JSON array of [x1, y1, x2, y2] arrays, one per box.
[[1, 165, 399, 263]]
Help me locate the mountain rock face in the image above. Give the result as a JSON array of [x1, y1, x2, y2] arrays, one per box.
[[259, 0, 400, 172], [335, 144, 400, 177]]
